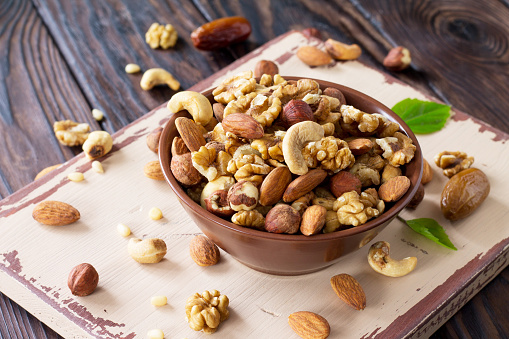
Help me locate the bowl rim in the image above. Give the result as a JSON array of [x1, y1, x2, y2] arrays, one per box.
[[159, 76, 423, 243]]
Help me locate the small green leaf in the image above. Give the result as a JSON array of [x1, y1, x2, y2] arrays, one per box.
[[402, 217, 457, 250], [392, 98, 450, 134]]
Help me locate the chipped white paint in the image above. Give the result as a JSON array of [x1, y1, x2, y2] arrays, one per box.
[[0, 31, 508, 338]]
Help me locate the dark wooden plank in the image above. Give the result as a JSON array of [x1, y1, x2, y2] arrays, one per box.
[[33, 0, 239, 133]]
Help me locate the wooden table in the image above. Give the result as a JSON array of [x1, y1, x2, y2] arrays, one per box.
[[1, 0, 508, 337]]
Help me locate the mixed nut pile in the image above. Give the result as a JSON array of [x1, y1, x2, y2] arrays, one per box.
[[168, 68, 417, 235]]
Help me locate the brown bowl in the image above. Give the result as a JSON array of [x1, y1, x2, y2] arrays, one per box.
[[159, 77, 423, 275]]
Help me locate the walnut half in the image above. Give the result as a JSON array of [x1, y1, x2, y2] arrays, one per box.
[[185, 290, 230, 334]]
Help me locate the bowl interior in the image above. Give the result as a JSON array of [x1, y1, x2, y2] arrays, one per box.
[[159, 77, 423, 242]]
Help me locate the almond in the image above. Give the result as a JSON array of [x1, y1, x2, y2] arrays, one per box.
[[175, 117, 206, 152], [283, 169, 327, 202], [34, 164, 61, 180], [259, 166, 292, 206], [421, 159, 433, 185], [300, 205, 327, 236], [296, 46, 332, 66], [329, 171, 362, 198], [171, 136, 189, 157], [144, 160, 165, 180], [330, 273, 366, 310], [288, 311, 330, 339], [189, 235, 220, 266], [32, 201, 80, 226], [378, 175, 410, 202], [347, 138, 373, 156], [222, 113, 264, 139]]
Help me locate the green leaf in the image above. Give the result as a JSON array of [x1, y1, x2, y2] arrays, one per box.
[[401, 217, 457, 250], [392, 98, 450, 134]]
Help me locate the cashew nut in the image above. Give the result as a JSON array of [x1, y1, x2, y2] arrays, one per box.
[[140, 68, 180, 91], [128, 238, 167, 264], [367, 241, 417, 277], [325, 39, 362, 60], [167, 91, 213, 126], [282, 121, 324, 175]]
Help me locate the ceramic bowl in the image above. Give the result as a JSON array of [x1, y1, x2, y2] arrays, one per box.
[[159, 77, 422, 275]]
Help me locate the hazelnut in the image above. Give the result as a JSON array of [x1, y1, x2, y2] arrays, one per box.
[[204, 189, 235, 218], [227, 180, 259, 211], [147, 127, 163, 153], [329, 171, 362, 198], [254, 60, 279, 78], [171, 153, 202, 186], [383, 46, 411, 71], [68, 263, 99, 296], [322, 87, 346, 106], [406, 183, 424, 209], [281, 99, 314, 128], [265, 204, 301, 234], [301, 28, 322, 40], [189, 235, 220, 266], [171, 137, 190, 156]]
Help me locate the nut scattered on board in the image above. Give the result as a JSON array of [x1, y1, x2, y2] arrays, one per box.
[[434, 151, 474, 178], [191, 16, 251, 50], [150, 295, 167, 307], [168, 91, 213, 126], [368, 241, 417, 277], [128, 238, 167, 263], [125, 63, 141, 74], [421, 159, 433, 184], [140, 68, 180, 91], [254, 60, 279, 78], [91, 108, 104, 121], [67, 172, 84, 182], [147, 127, 163, 153], [378, 175, 410, 202], [189, 235, 220, 266], [146, 22, 178, 49], [383, 46, 411, 71], [296, 46, 333, 66], [91, 160, 104, 173], [441, 168, 489, 221], [53, 120, 90, 146], [149, 207, 163, 220], [301, 27, 322, 40], [330, 273, 366, 310], [185, 290, 229, 333], [288, 311, 330, 339], [146, 328, 165, 339], [82, 131, 113, 160], [324, 39, 362, 60], [34, 164, 61, 180], [117, 223, 131, 237], [32, 201, 80, 226], [67, 263, 99, 296], [144, 160, 165, 180]]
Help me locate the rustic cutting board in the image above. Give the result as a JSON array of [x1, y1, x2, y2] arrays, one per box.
[[1, 31, 508, 339]]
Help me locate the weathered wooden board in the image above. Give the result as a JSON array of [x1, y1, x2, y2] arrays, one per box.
[[0, 31, 507, 338]]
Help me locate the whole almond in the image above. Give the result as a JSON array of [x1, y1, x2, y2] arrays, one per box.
[[322, 87, 346, 106], [212, 102, 225, 122], [296, 46, 332, 66], [254, 60, 279, 78], [378, 175, 410, 202], [144, 160, 165, 180], [283, 169, 327, 202], [222, 113, 264, 139], [146, 127, 163, 153], [300, 205, 327, 236], [32, 201, 80, 226], [329, 171, 362, 198], [259, 166, 292, 206], [330, 273, 366, 310], [34, 164, 61, 181], [171, 136, 189, 157], [347, 138, 373, 156], [175, 117, 206, 152], [421, 159, 433, 185], [189, 235, 220, 266], [288, 311, 330, 339]]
